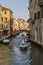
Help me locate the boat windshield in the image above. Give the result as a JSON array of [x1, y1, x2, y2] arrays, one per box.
[[22, 43, 25, 45]]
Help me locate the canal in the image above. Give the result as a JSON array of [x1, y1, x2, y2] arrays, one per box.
[[0, 33, 43, 65]]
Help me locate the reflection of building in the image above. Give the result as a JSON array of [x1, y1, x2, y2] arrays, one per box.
[[0, 5, 13, 35], [29, 0, 43, 46]]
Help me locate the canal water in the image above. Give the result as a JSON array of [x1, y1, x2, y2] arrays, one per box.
[[0, 33, 43, 65]]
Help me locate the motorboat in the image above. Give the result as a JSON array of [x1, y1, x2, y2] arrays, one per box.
[[19, 40, 28, 51], [3, 39, 10, 44], [24, 38, 29, 42], [20, 32, 26, 36]]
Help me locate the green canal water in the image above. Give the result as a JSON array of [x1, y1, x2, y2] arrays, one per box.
[[0, 33, 43, 65]]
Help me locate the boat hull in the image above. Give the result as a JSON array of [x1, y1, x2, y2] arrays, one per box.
[[20, 46, 28, 51], [3, 39, 10, 44]]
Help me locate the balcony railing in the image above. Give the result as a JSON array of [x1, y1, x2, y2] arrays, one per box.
[[38, 0, 43, 7]]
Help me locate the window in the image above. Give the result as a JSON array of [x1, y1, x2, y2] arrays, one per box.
[[5, 17, 7, 22], [35, 0, 37, 4], [4, 24, 8, 29], [34, 11, 40, 20], [38, 11, 40, 19], [4, 11, 7, 14], [0, 24, 2, 29], [1, 17, 3, 21], [42, 8, 43, 18], [2, 24, 3, 28], [34, 13, 37, 20]]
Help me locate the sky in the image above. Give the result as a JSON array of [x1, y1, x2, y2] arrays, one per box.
[[0, 0, 29, 20]]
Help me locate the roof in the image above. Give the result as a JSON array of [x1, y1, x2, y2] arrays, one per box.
[[17, 18, 25, 22], [0, 5, 13, 13], [11, 18, 16, 21]]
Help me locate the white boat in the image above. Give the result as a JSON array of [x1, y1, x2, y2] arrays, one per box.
[[3, 39, 10, 44], [24, 38, 28, 42], [19, 40, 28, 50]]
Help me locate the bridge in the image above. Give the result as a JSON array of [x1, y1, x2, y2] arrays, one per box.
[[12, 30, 30, 36]]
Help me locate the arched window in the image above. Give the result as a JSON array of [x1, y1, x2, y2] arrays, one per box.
[[1, 17, 3, 21], [4, 11, 7, 14]]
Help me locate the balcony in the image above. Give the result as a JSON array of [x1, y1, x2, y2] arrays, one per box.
[[38, 0, 43, 7], [31, 20, 35, 25]]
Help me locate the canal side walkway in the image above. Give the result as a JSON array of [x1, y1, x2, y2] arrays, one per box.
[[29, 38, 43, 48], [0, 35, 10, 43]]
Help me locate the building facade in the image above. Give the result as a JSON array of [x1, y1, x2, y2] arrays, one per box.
[[13, 18, 29, 32], [0, 5, 13, 35], [13, 19, 19, 31], [29, 0, 43, 46], [17, 18, 29, 31]]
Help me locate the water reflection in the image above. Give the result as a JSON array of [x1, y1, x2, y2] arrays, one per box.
[[30, 44, 43, 65], [0, 44, 13, 65], [0, 33, 43, 65]]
